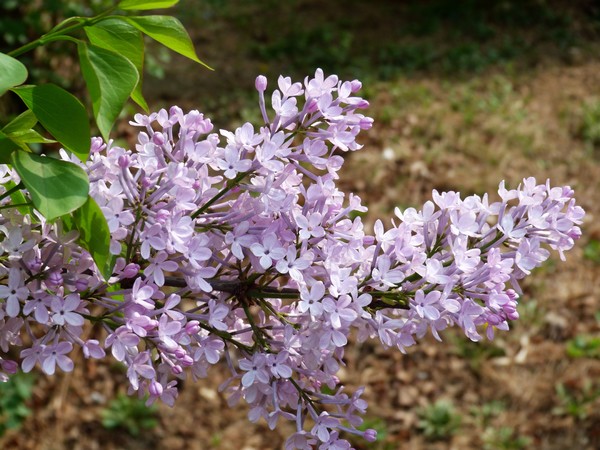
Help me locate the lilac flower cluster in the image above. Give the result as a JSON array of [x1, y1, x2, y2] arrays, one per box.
[[0, 69, 584, 448]]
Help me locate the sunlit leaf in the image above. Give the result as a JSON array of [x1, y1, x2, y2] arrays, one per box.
[[1, 110, 37, 134], [85, 19, 148, 111], [10, 151, 89, 220], [0, 52, 27, 95], [123, 15, 211, 69], [118, 0, 179, 10], [12, 85, 91, 161], [78, 43, 139, 140]]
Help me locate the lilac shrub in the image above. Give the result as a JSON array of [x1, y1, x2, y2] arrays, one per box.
[[0, 69, 584, 448]]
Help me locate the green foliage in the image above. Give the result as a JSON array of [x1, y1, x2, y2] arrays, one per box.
[[62, 196, 116, 280], [581, 100, 600, 147], [482, 426, 532, 450], [101, 394, 159, 436], [122, 15, 210, 69], [0, 53, 27, 95], [10, 151, 89, 220], [13, 84, 91, 162], [553, 381, 600, 420], [77, 42, 139, 140], [566, 334, 600, 359], [85, 18, 148, 110], [417, 400, 462, 441], [584, 239, 600, 264], [0, 372, 35, 436], [119, 0, 180, 10]]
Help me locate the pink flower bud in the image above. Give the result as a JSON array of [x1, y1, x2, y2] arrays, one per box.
[[185, 320, 200, 334], [179, 355, 194, 367], [149, 380, 163, 397], [152, 132, 165, 146], [122, 263, 140, 279], [46, 271, 63, 288], [359, 115, 374, 130], [118, 155, 130, 169], [363, 429, 377, 442], [75, 278, 89, 292], [350, 79, 362, 92], [255, 75, 267, 92]]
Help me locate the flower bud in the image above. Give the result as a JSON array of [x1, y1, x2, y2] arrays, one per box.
[[75, 278, 89, 292], [185, 320, 200, 334], [46, 271, 63, 288], [122, 263, 140, 279], [149, 380, 163, 397], [118, 154, 130, 169], [255, 75, 267, 93], [152, 132, 165, 146], [350, 79, 362, 93], [363, 429, 377, 442]]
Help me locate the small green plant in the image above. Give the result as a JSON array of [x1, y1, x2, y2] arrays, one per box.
[[470, 400, 505, 428], [0, 372, 35, 436], [417, 400, 462, 441], [583, 239, 600, 264], [100, 394, 159, 436], [566, 334, 600, 359], [581, 100, 600, 147], [553, 381, 600, 421], [483, 426, 532, 450]]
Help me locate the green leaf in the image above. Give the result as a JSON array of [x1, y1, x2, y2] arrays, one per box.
[[7, 129, 56, 145], [12, 85, 91, 162], [0, 52, 28, 95], [118, 0, 179, 10], [62, 196, 115, 280], [10, 151, 89, 220], [78, 42, 139, 140], [0, 131, 20, 163], [85, 19, 148, 111], [1, 110, 37, 134], [123, 16, 211, 69], [0, 110, 47, 157], [2, 180, 32, 216]]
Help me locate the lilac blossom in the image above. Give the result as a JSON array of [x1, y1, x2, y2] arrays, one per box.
[[0, 69, 585, 448]]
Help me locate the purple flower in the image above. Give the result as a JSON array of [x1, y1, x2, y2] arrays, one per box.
[[145, 251, 178, 286], [414, 290, 441, 321], [298, 282, 326, 317], [250, 233, 287, 270], [106, 326, 140, 361], [127, 351, 155, 390], [41, 342, 74, 375], [0, 268, 28, 317], [50, 293, 84, 327], [130, 278, 155, 310]]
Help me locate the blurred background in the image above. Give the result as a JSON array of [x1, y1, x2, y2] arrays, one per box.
[[1, 0, 600, 449]]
